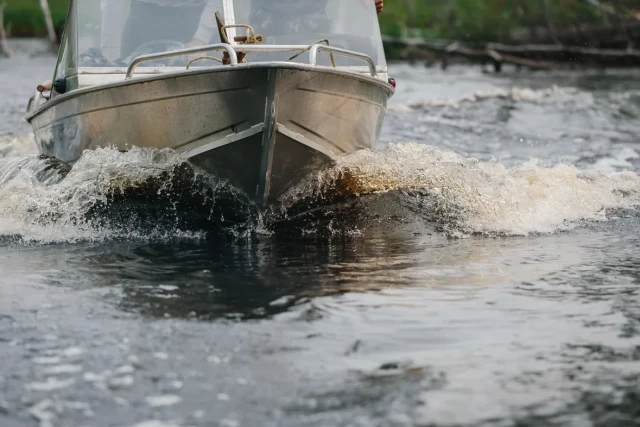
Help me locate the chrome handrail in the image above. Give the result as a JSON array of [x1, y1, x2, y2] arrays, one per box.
[[309, 45, 377, 77], [126, 43, 238, 78], [229, 44, 319, 53], [125, 43, 379, 79]]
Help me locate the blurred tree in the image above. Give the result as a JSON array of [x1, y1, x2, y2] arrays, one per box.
[[379, 0, 639, 44], [1, 0, 639, 44], [2, 0, 68, 37]]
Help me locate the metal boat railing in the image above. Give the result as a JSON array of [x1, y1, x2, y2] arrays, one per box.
[[309, 44, 377, 77], [125, 42, 379, 79], [126, 44, 238, 78]]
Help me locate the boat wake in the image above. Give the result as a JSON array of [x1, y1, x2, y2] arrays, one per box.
[[0, 140, 638, 244], [0, 146, 256, 244]]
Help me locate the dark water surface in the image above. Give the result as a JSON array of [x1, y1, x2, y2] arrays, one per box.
[[1, 40, 640, 427]]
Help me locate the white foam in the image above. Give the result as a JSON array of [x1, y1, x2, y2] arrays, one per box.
[[108, 375, 134, 389], [0, 134, 38, 158], [128, 422, 181, 427], [588, 147, 640, 173], [388, 85, 571, 111], [59, 346, 85, 357], [0, 146, 205, 243], [32, 356, 62, 365], [282, 143, 640, 237], [146, 395, 183, 407], [42, 364, 83, 375], [29, 399, 55, 427], [26, 378, 76, 392], [115, 365, 136, 374]]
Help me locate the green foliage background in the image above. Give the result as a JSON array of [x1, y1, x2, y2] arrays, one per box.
[[2, 0, 638, 40], [2, 0, 69, 37], [379, 0, 637, 40]]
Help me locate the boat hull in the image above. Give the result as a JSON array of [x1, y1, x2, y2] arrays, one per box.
[[27, 65, 391, 206]]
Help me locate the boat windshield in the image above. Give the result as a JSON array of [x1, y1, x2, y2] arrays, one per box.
[[60, 0, 386, 75], [230, 0, 386, 68]]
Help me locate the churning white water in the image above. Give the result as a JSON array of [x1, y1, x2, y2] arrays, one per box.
[[287, 143, 640, 236], [1, 141, 638, 243]]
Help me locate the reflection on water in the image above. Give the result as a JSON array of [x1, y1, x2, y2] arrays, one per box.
[[1, 215, 639, 426]]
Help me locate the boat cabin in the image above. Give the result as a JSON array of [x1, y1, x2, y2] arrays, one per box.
[[51, 0, 388, 95]]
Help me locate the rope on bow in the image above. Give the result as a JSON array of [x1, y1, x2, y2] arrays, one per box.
[[286, 39, 336, 68], [220, 24, 264, 45], [186, 56, 224, 69]]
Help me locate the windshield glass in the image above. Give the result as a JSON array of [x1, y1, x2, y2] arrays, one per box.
[[73, 0, 386, 69], [53, 6, 76, 81], [234, 0, 386, 68], [77, 0, 225, 66]]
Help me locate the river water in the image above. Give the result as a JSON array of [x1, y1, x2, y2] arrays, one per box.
[[1, 40, 640, 427]]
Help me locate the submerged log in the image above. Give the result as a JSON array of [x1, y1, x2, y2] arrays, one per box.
[[383, 36, 640, 70], [0, 3, 11, 57], [487, 42, 640, 66], [511, 21, 640, 49]]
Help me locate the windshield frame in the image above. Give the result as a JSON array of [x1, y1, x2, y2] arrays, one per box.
[[52, 0, 77, 87], [55, 0, 388, 88]]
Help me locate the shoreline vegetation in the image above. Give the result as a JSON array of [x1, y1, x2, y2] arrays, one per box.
[[2, 0, 67, 38], [382, 0, 640, 68], [2, 0, 640, 67]]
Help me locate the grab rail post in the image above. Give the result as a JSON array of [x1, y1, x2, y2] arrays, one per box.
[[309, 45, 377, 77], [126, 43, 238, 79]]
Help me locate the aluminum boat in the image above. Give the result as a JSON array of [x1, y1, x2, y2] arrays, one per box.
[[26, 0, 393, 207]]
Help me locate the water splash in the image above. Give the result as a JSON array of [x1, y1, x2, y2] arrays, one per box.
[[278, 143, 640, 237], [0, 142, 638, 243], [0, 147, 255, 244], [0, 134, 38, 158]]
